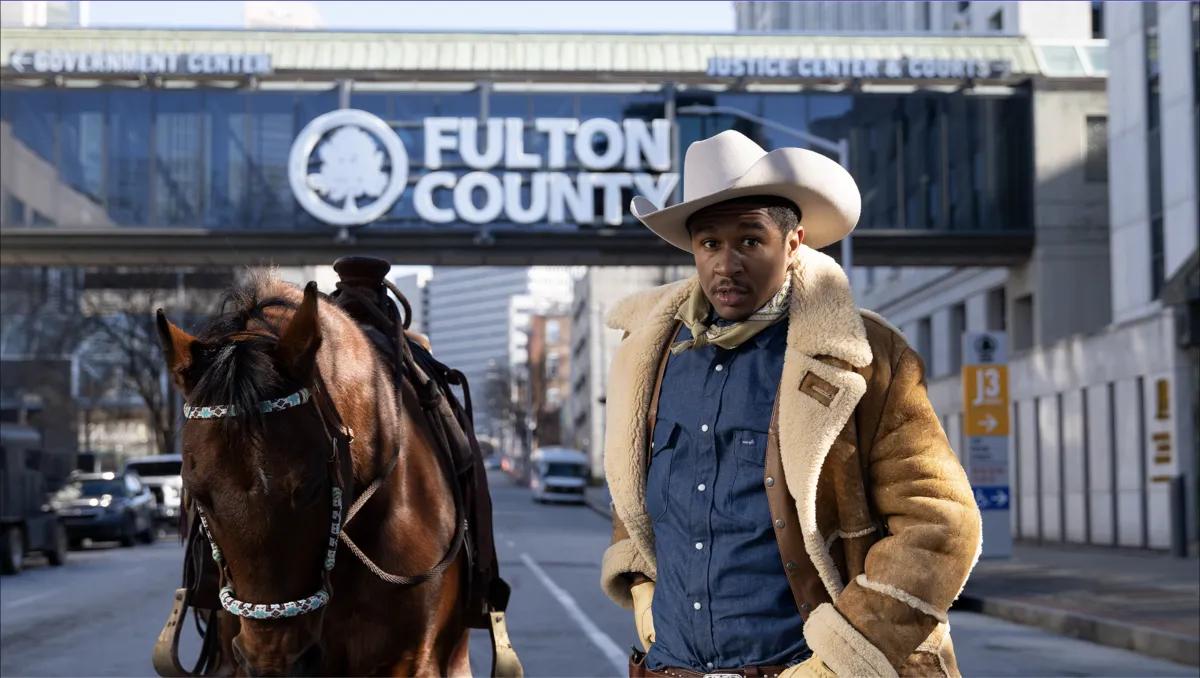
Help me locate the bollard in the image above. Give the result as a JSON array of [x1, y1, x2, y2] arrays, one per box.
[[1169, 474, 1188, 558]]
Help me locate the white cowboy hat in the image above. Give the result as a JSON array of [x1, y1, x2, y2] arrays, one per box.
[[630, 130, 861, 252]]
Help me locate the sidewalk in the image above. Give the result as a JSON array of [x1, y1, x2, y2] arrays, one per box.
[[583, 484, 1199, 666], [957, 541, 1199, 667]]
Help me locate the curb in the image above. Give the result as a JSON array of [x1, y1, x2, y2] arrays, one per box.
[[583, 493, 613, 520], [955, 592, 1200, 667]]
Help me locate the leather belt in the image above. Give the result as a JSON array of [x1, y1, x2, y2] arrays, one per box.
[[630, 648, 789, 678]]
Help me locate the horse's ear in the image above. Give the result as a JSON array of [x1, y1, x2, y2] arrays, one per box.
[[156, 309, 204, 395], [277, 281, 322, 376]]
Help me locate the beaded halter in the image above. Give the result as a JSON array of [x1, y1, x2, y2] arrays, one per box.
[[184, 387, 344, 619]]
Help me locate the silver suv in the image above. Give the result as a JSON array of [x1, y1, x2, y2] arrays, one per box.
[[122, 455, 183, 530]]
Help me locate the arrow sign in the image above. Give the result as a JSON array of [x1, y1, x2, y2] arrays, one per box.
[[10, 50, 27, 73], [979, 413, 998, 433], [973, 485, 1010, 511]]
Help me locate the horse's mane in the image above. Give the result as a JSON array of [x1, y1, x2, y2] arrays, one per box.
[[188, 271, 310, 447]]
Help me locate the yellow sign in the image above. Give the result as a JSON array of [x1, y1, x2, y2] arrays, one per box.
[[963, 364, 1010, 436]]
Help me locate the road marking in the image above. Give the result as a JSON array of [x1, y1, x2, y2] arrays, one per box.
[[519, 552, 627, 674], [3, 591, 51, 609]]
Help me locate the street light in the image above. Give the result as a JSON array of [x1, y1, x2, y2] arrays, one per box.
[[675, 104, 854, 281]]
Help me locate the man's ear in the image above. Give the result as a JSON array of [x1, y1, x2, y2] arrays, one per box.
[[277, 281, 322, 377], [787, 226, 804, 263], [156, 310, 206, 395]]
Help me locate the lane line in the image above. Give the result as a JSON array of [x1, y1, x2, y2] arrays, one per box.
[[519, 552, 627, 674], [3, 591, 52, 610]]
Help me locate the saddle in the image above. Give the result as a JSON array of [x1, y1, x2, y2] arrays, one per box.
[[151, 257, 521, 677]]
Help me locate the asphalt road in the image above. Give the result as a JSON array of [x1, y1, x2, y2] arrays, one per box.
[[2, 471, 1195, 677]]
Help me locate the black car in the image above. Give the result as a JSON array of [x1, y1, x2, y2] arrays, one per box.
[[50, 472, 156, 548]]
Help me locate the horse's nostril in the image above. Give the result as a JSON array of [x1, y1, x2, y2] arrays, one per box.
[[289, 643, 324, 677]]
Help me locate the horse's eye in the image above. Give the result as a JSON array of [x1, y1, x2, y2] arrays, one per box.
[[294, 480, 327, 507]]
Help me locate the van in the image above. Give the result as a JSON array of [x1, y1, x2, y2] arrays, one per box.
[[529, 447, 590, 505]]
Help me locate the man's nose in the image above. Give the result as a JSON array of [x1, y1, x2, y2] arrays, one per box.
[[712, 248, 744, 278]]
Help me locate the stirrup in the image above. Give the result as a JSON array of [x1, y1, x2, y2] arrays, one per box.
[[488, 609, 523, 678], [151, 588, 192, 678]]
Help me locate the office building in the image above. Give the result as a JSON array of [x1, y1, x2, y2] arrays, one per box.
[[735, 0, 1100, 39]]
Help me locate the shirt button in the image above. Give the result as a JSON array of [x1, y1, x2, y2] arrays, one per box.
[[701, 424, 709, 432], [693, 601, 702, 610], [697, 483, 706, 492], [714, 364, 724, 372], [695, 542, 703, 550]]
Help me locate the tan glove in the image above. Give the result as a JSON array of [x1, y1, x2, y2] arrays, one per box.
[[781, 655, 836, 678], [630, 580, 656, 651]]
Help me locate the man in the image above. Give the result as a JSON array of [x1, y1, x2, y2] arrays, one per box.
[[600, 130, 982, 678]]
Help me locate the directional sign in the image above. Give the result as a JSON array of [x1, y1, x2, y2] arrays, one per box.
[[962, 331, 1012, 559], [963, 364, 1010, 436], [972, 485, 1011, 511]]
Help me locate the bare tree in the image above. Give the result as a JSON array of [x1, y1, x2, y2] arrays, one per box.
[[78, 270, 223, 457]]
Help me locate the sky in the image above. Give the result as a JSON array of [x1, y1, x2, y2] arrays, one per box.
[[85, 1, 736, 32]]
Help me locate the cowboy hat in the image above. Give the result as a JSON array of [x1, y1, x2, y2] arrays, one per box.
[[630, 130, 861, 252]]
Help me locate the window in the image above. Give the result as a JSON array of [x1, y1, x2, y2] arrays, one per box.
[[547, 352, 560, 379], [546, 320, 560, 345], [1085, 116, 1108, 182], [1014, 294, 1035, 351], [915, 317, 933, 364], [1091, 0, 1104, 39], [1145, 2, 1165, 297], [988, 10, 1002, 31], [949, 303, 966, 373]]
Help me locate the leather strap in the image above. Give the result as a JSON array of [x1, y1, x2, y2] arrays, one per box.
[[646, 323, 682, 468], [151, 589, 191, 678], [765, 388, 833, 622]]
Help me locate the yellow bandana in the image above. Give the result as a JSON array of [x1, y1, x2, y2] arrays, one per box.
[[669, 277, 792, 355]]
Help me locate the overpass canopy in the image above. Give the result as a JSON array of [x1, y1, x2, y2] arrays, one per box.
[[0, 29, 1102, 267]]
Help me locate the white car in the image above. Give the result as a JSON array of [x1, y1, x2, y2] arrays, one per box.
[[530, 447, 590, 504], [122, 455, 183, 530]]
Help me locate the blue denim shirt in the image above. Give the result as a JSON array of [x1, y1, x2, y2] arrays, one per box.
[[644, 315, 810, 672]]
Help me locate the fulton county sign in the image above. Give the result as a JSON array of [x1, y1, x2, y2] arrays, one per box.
[[288, 109, 679, 228], [7, 50, 272, 76], [706, 56, 1012, 80]]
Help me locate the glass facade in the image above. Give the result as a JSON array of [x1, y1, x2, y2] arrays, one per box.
[[0, 84, 1033, 234]]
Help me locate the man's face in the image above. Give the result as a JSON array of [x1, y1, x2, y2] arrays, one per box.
[[688, 201, 802, 322]]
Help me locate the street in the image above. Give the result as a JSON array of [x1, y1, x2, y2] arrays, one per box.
[[1, 471, 1194, 678]]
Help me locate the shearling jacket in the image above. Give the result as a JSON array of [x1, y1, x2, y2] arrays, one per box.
[[599, 246, 983, 678]]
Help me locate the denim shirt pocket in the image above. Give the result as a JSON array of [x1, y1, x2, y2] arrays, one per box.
[[646, 419, 679, 524], [726, 428, 770, 527]]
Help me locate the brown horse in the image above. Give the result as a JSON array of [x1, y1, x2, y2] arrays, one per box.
[[156, 272, 472, 677]]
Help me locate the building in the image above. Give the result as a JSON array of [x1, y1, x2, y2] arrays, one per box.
[[389, 269, 430, 337], [0, 1, 88, 28], [569, 265, 692, 479], [425, 266, 574, 448], [2, 25, 1144, 543], [528, 311, 572, 449], [735, 0, 1100, 39]]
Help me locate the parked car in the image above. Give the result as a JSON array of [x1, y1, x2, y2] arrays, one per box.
[[530, 447, 590, 505], [49, 471, 156, 548], [122, 454, 183, 531], [0, 423, 68, 575]]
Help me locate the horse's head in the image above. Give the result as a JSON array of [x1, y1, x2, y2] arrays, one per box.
[[157, 279, 346, 677]]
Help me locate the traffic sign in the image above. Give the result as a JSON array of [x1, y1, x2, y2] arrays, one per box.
[[962, 331, 1012, 559]]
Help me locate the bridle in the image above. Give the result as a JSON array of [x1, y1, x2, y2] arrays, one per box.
[[180, 323, 467, 628], [184, 380, 351, 623]]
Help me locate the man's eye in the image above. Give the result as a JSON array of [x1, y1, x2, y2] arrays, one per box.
[[702, 240, 718, 249], [742, 238, 759, 247]]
